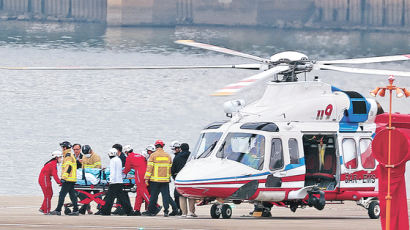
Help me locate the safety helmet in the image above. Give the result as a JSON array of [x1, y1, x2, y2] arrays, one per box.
[[123, 145, 133, 153], [82, 145, 91, 155], [155, 140, 165, 148], [59, 141, 72, 149], [141, 150, 150, 160], [170, 141, 181, 150], [51, 150, 63, 158], [108, 148, 117, 157], [146, 145, 155, 153]]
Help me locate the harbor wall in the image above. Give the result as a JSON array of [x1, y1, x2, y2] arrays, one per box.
[[1, 0, 410, 30]]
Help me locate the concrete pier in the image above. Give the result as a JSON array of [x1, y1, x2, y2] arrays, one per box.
[[1, 0, 410, 30], [105, 0, 410, 30]]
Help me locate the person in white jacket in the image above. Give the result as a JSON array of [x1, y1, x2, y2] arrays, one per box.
[[97, 148, 133, 216]]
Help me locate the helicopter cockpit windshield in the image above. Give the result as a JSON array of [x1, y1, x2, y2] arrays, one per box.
[[191, 132, 223, 160], [217, 133, 265, 170]]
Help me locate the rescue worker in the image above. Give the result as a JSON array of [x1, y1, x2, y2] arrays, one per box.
[[170, 141, 182, 215], [112, 144, 126, 166], [142, 144, 157, 212], [78, 145, 101, 214], [72, 143, 83, 168], [81, 145, 102, 169], [98, 148, 133, 216], [171, 143, 197, 217], [123, 145, 159, 216], [110, 143, 131, 215], [50, 141, 79, 216], [38, 150, 63, 214], [144, 145, 155, 160], [143, 140, 178, 217]]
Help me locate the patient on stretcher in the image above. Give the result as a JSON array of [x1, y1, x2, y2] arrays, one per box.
[[75, 168, 135, 186]]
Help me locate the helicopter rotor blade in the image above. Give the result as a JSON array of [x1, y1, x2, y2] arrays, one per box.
[[316, 64, 410, 77], [318, 54, 410, 65], [211, 65, 290, 96], [175, 40, 271, 63], [0, 64, 263, 71]]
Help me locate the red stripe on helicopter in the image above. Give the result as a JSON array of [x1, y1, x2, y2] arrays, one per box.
[[239, 79, 257, 83], [178, 185, 377, 200], [175, 175, 305, 187], [176, 180, 252, 186], [281, 174, 305, 182], [176, 187, 237, 198], [223, 85, 246, 90], [404, 54, 410, 58]]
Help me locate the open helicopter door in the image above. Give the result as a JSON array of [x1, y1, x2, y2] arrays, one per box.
[[302, 134, 339, 191]]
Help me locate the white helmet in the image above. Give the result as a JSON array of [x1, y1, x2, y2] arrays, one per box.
[[171, 141, 181, 150], [146, 145, 155, 152], [51, 150, 63, 158], [108, 148, 117, 157], [123, 144, 133, 153], [141, 150, 150, 160]]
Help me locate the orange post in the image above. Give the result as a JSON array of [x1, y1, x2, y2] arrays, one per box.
[[385, 76, 394, 230], [369, 75, 410, 230]]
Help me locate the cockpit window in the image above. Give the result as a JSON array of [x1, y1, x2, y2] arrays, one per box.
[[190, 132, 223, 160], [217, 133, 265, 170]]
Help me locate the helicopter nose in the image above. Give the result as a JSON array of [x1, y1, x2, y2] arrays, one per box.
[[175, 158, 267, 198]]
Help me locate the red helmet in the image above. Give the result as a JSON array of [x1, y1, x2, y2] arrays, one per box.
[[155, 140, 165, 147]]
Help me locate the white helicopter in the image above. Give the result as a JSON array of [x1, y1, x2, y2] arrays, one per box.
[[167, 40, 410, 219], [3, 40, 410, 219]]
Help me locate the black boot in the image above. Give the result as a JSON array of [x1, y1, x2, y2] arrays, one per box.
[[78, 205, 87, 215], [112, 207, 125, 215], [133, 210, 141, 216], [169, 210, 178, 216]]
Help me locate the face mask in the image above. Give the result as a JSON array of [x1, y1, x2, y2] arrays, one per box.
[[84, 154, 91, 158]]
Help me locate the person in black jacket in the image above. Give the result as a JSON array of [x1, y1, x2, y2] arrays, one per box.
[[171, 143, 197, 217], [112, 144, 126, 167], [72, 144, 83, 169], [170, 141, 182, 214], [111, 143, 132, 215]]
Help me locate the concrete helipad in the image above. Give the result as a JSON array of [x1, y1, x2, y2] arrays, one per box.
[[0, 196, 403, 230]]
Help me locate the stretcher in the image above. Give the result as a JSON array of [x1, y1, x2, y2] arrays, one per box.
[[64, 168, 136, 215]]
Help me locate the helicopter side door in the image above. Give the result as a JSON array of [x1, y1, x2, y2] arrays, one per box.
[[259, 134, 306, 201], [338, 133, 378, 191]]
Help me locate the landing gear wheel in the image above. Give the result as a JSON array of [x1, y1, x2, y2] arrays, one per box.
[[368, 201, 380, 219], [64, 207, 71, 215], [290, 203, 298, 213], [221, 204, 232, 219], [261, 208, 272, 217], [210, 204, 221, 219]]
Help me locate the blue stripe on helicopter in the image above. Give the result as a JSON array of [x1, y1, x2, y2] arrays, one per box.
[[339, 156, 343, 164], [284, 157, 305, 171], [175, 171, 272, 183], [331, 86, 342, 92], [338, 91, 371, 132]]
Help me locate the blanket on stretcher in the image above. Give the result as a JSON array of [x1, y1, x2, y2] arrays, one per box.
[[75, 168, 135, 186]]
